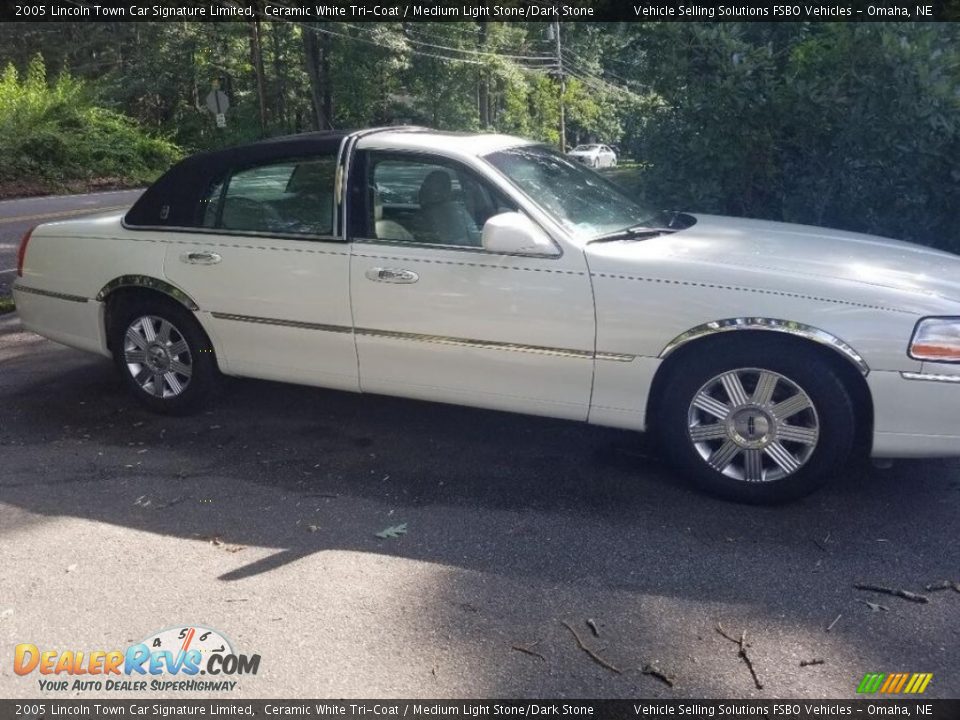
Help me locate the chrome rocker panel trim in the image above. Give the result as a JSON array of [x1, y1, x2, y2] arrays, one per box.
[[14, 285, 88, 304], [212, 311, 635, 362]]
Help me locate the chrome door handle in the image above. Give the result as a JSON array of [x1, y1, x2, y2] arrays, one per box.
[[365, 267, 418, 284], [182, 251, 222, 265]]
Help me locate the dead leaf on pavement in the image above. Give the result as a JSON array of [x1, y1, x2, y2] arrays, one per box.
[[375, 523, 407, 539]]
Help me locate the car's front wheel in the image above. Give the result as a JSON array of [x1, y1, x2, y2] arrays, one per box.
[[657, 340, 856, 503], [110, 297, 218, 415]]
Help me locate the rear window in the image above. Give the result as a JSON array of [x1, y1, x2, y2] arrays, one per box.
[[201, 157, 337, 236]]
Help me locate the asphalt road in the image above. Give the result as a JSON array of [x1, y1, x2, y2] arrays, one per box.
[[1, 312, 958, 700], [0, 189, 958, 701], [0, 189, 143, 296]]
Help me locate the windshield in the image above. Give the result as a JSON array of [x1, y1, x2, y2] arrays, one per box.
[[485, 145, 655, 239], [573, 145, 599, 151]]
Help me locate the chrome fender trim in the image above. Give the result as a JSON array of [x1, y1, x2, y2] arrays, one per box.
[[96, 275, 199, 311], [660, 317, 870, 376]]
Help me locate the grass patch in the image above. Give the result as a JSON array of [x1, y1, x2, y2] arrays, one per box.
[[0, 176, 146, 200], [601, 164, 646, 198], [0, 296, 15, 315], [0, 55, 180, 188]]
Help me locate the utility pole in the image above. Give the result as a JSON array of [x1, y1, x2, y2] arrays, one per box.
[[553, 18, 566, 153]]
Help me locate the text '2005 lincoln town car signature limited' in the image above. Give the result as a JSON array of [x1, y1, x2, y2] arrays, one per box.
[[12, 128, 960, 503]]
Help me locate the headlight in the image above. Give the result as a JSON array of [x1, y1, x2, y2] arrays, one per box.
[[909, 317, 960, 362]]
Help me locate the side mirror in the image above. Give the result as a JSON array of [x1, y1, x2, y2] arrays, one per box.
[[481, 212, 560, 257]]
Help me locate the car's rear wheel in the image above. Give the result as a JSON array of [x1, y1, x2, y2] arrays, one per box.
[[657, 340, 856, 504], [110, 297, 217, 415]]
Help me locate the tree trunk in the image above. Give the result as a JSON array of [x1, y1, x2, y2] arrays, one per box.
[[302, 23, 331, 130], [270, 21, 287, 130], [477, 20, 489, 128], [247, 7, 268, 136], [320, 31, 332, 127]]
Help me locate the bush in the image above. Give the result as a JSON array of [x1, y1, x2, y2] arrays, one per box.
[[0, 55, 181, 187], [630, 24, 960, 253]]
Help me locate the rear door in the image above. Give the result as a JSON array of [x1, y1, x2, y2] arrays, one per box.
[[163, 153, 358, 391]]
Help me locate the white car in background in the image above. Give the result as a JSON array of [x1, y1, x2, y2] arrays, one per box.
[[567, 143, 618, 168], [12, 127, 960, 504]]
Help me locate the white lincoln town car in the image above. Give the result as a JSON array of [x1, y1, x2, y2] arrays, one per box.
[[12, 128, 960, 503]]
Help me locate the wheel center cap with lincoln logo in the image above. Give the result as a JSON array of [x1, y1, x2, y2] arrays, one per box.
[[145, 344, 172, 372], [728, 407, 773, 448]]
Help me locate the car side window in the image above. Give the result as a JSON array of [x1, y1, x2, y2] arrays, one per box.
[[201, 157, 337, 236], [363, 153, 515, 248]]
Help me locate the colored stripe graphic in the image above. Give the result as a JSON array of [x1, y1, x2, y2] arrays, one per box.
[[857, 673, 885, 693], [858, 672, 931, 694], [904, 674, 933, 694]]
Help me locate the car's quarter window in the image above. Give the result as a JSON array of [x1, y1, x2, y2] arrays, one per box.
[[354, 151, 515, 249], [201, 156, 337, 237]]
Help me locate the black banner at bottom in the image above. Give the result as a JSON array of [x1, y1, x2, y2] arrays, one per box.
[[2, 699, 959, 720]]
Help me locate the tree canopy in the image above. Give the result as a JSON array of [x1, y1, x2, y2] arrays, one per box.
[[0, 20, 957, 251]]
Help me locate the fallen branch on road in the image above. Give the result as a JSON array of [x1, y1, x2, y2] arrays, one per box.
[[715, 622, 763, 690], [641, 662, 676, 687], [925, 580, 960, 593], [561, 621, 621, 674], [511, 642, 546, 662], [854, 583, 929, 604]]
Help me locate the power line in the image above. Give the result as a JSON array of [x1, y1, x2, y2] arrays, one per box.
[[561, 47, 649, 94], [562, 62, 645, 102], [261, 16, 486, 66], [329, 18, 554, 62], [259, 1, 554, 63]]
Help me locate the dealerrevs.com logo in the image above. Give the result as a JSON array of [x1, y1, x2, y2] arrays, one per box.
[[14, 625, 260, 693]]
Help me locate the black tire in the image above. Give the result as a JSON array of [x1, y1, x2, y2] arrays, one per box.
[[110, 296, 218, 415], [656, 338, 856, 504]]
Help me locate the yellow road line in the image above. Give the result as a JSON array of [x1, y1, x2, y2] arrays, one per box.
[[0, 204, 130, 225]]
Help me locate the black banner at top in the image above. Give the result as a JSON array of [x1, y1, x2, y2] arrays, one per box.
[[1, 0, 959, 22]]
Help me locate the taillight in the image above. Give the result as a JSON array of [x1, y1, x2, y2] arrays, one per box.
[[16, 226, 35, 277]]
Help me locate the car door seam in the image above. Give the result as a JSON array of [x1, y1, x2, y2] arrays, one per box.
[[590, 272, 911, 313], [583, 250, 602, 421], [347, 250, 364, 392], [113, 233, 353, 257], [352, 252, 585, 275]]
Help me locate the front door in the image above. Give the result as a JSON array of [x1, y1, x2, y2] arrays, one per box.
[[347, 150, 596, 420]]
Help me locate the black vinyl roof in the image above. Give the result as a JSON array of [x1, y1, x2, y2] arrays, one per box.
[[124, 131, 349, 229]]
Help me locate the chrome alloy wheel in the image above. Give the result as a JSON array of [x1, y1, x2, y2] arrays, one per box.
[[686, 368, 820, 483], [123, 315, 193, 399]]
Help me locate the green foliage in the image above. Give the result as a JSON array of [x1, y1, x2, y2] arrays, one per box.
[[0, 55, 181, 185], [0, 21, 958, 253], [624, 23, 960, 252]]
